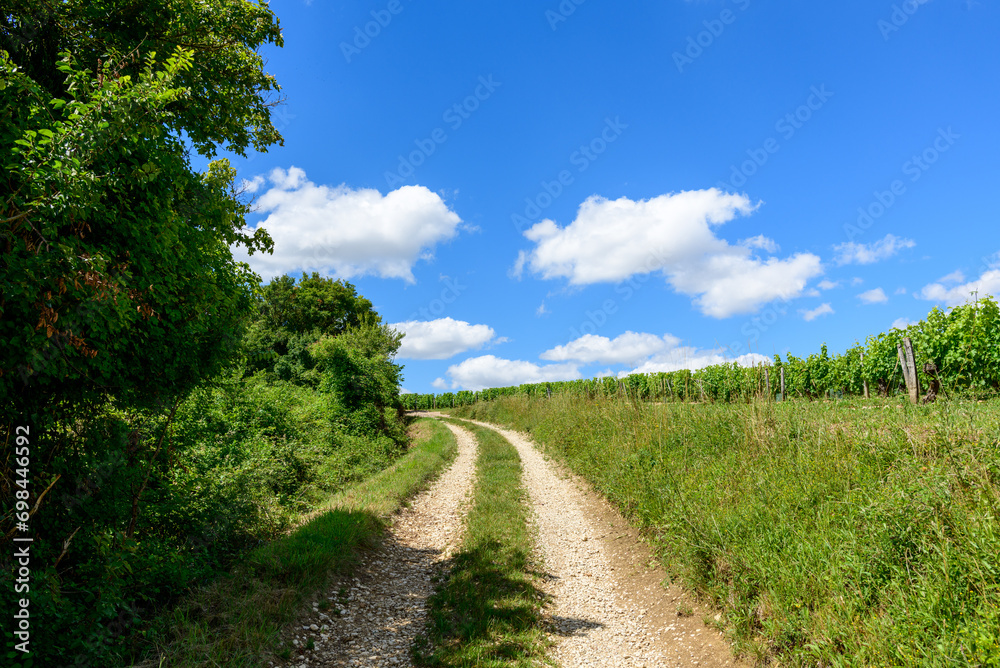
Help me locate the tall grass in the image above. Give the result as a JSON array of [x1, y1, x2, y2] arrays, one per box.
[[453, 395, 1000, 666]]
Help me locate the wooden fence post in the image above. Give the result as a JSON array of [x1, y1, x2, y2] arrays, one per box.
[[897, 337, 921, 405], [765, 367, 771, 397], [780, 367, 786, 398], [861, 352, 870, 399]]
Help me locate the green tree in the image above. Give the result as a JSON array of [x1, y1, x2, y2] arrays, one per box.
[[242, 273, 379, 380], [1, 2, 284, 663], [2, 0, 283, 414], [311, 319, 406, 441]]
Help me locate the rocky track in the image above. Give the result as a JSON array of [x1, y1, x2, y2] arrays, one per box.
[[278, 421, 477, 667], [463, 419, 746, 668], [277, 415, 746, 667]]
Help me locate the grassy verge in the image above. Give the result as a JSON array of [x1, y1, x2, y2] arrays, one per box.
[[136, 417, 458, 667], [453, 395, 1000, 666], [413, 419, 553, 667]]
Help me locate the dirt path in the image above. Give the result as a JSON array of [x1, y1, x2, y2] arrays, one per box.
[[462, 418, 749, 668], [279, 421, 477, 668]]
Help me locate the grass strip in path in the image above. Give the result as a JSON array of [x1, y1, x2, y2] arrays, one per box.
[[413, 419, 553, 667], [138, 418, 458, 667]]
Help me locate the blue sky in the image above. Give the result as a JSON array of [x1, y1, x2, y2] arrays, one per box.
[[211, 0, 999, 393]]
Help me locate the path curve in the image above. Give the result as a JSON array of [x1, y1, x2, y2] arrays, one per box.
[[281, 420, 477, 668], [463, 418, 748, 668]]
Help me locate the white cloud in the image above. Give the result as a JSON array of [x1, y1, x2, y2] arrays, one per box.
[[858, 287, 889, 304], [390, 318, 495, 360], [545, 330, 770, 377], [516, 190, 823, 318], [740, 234, 780, 253], [817, 279, 840, 290], [233, 167, 463, 282], [891, 318, 917, 330], [833, 234, 915, 266], [919, 267, 1000, 306], [624, 349, 770, 376], [437, 331, 775, 391], [895, 287, 908, 295], [801, 303, 834, 321], [240, 175, 265, 193], [536, 302, 549, 316], [851, 277, 864, 286], [441, 355, 581, 391], [937, 270, 966, 285], [540, 332, 681, 365]]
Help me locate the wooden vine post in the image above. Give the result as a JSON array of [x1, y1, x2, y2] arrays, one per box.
[[896, 337, 921, 405], [861, 351, 870, 399], [764, 367, 771, 397], [780, 367, 786, 399]]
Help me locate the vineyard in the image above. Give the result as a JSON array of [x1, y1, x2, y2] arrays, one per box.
[[402, 296, 1000, 409]]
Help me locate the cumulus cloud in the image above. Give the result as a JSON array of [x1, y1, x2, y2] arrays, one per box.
[[441, 355, 581, 391], [540, 332, 681, 365], [833, 234, 915, 266], [436, 331, 775, 390], [390, 318, 495, 360], [240, 175, 265, 193], [740, 234, 780, 253], [817, 279, 840, 290], [515, 190, 823, 318], [233, 167, 463, 282], [937, 270, 966, 285], [858, 287, 889, 304], [624, 349, 770, 376], [801, 303, 834, 321], [919, 267, 1000, 306]]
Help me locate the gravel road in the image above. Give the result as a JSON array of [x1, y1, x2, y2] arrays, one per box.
[[277, 421, 477, 668], [277, 414, 747, 667], [462, 418, 747, 668]]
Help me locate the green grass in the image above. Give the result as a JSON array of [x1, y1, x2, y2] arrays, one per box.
[[454, 395, 1000, 667], [413, 420, 553, 667], [135, 417, 458, 667]]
